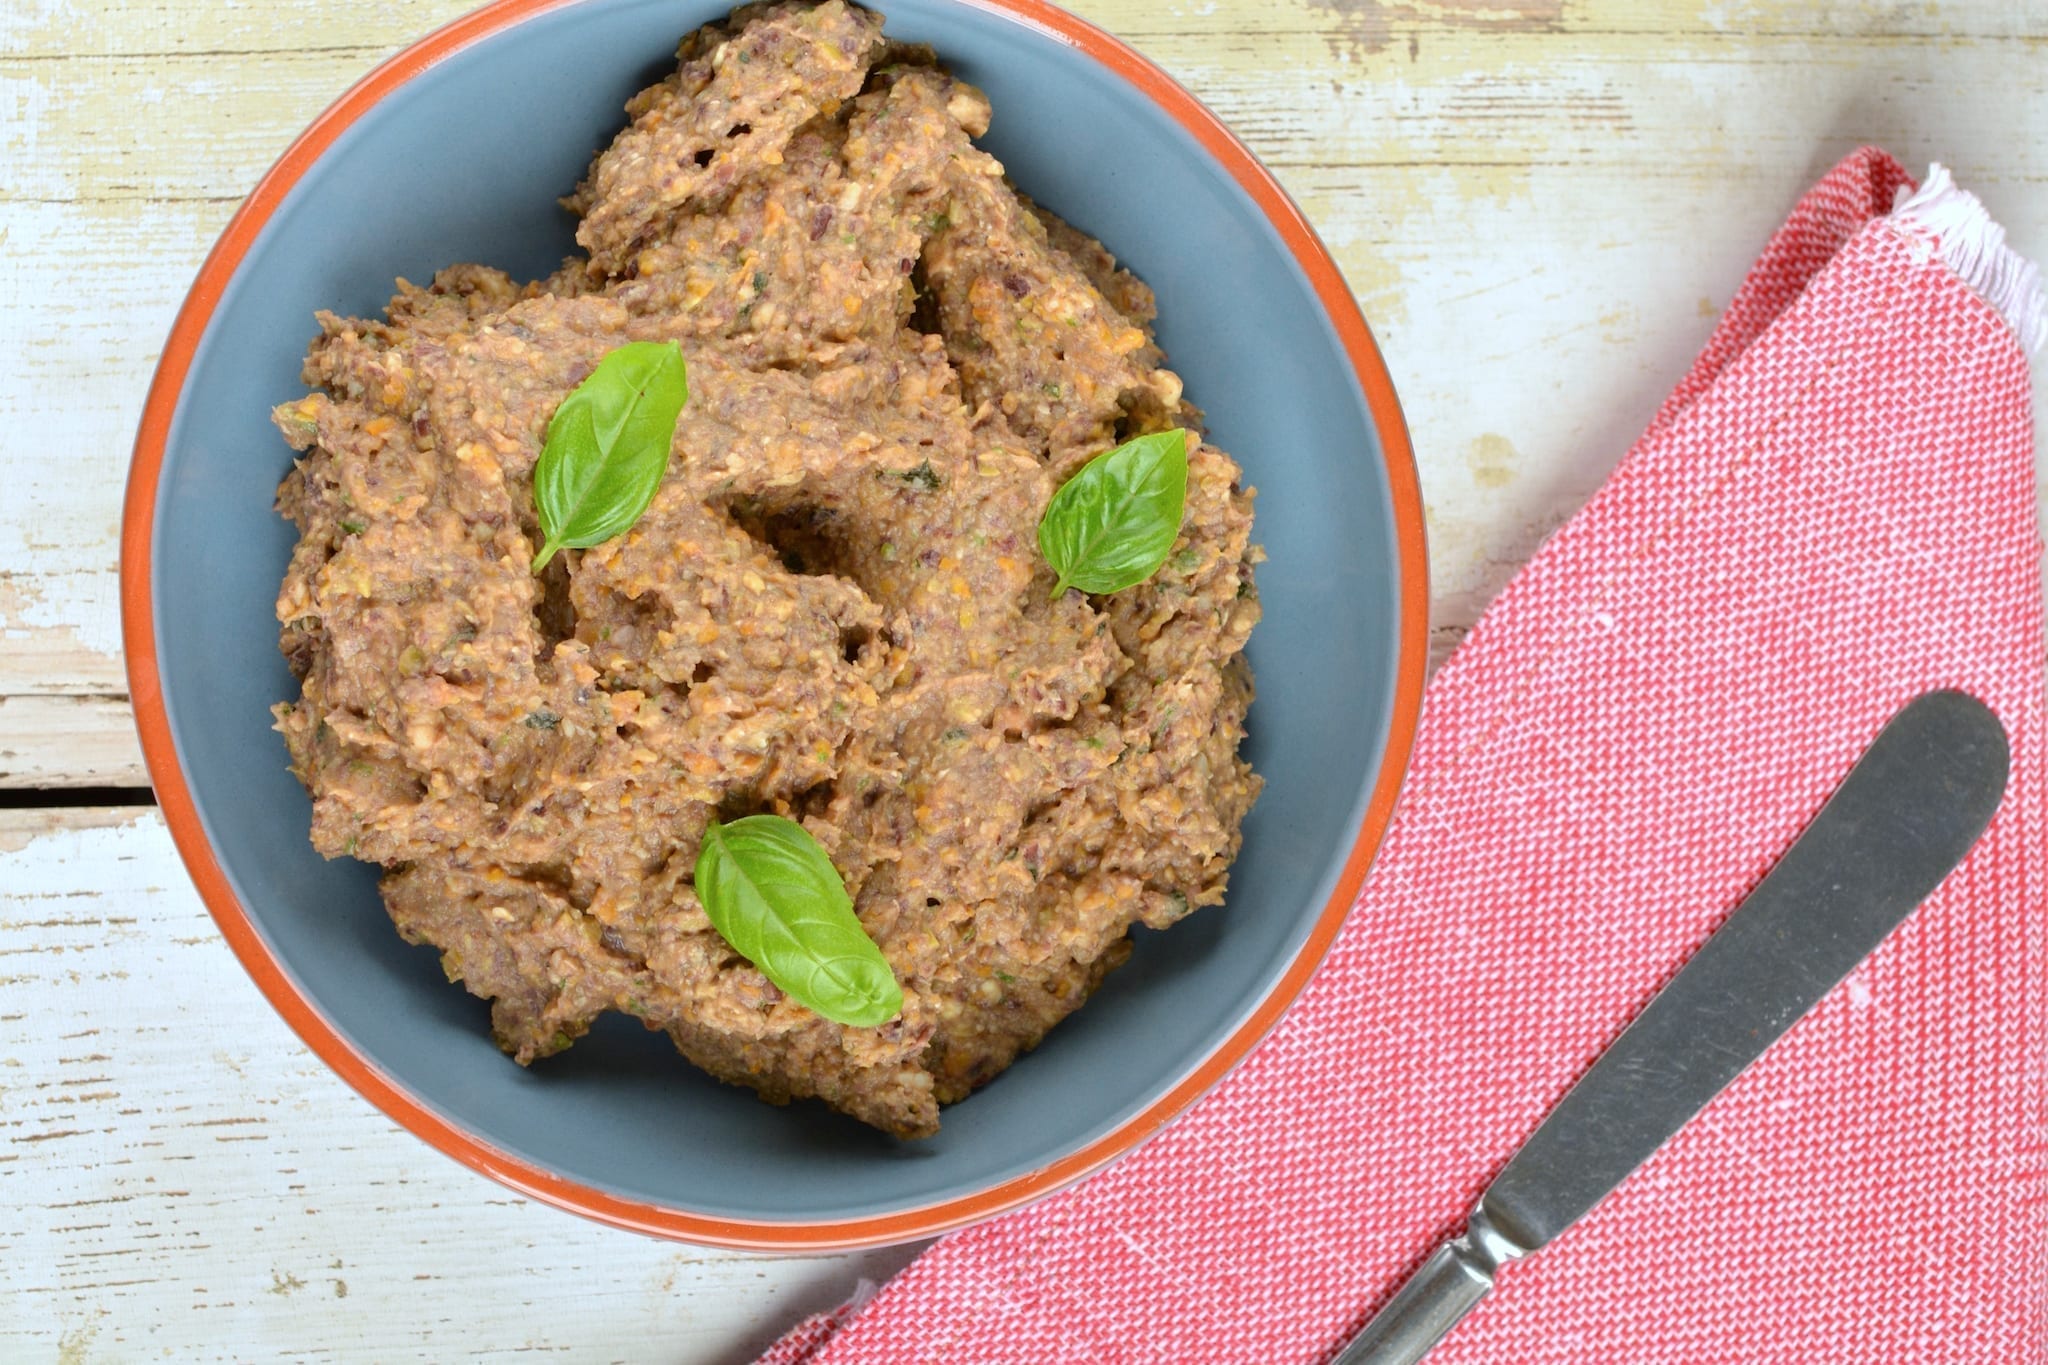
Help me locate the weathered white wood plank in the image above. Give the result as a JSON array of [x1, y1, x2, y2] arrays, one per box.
[[13, 26, 2048, 203], [0, 696, 143, 788], [7, 0, 2046, 64], [0, 810, 924, 1361]]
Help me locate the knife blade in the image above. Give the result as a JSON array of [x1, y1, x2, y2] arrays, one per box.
[[1332, 689, 2010, 1365]]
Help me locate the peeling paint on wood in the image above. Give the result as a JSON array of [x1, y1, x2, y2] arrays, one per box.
[[0, 812, 925, 1360], [4, 0, 2048, 1355], [1303, 0, 1567, 61], [0, 696, 144, 788]]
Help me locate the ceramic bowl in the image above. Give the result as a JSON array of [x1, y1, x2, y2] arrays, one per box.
[[122, 0, 1426, 1248]]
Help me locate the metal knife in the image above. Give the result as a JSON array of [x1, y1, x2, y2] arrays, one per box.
[[1332, 689, 2010, 1365]]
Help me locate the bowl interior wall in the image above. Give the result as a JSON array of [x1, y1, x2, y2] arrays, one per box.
[[151, 0, 1405, 1223]]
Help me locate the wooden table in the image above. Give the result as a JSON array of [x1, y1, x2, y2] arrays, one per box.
[[5, 1, 2044, 1357]]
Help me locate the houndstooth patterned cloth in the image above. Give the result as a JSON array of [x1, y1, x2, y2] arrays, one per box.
[[761, 146, 2048, 1364]]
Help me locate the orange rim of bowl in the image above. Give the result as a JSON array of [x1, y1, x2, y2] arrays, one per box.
[[120, 0, 1428, 1251]]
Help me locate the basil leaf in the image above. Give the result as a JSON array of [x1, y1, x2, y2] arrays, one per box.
[[694, 814, 903, 1028], [530, 340, 689, 571], [1037, 428, 1190, 598]]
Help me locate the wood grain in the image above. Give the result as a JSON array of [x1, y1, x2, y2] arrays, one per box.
[[0, 696, 145, 789], [4, 0, 2046, 1356], [0, 811, 926, 1360]]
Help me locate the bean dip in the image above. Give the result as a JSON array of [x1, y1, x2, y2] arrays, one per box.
[[271, 0, 1261, 1137]]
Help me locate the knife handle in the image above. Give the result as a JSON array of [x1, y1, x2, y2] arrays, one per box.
[[1329, 1206, 1529, 1365]]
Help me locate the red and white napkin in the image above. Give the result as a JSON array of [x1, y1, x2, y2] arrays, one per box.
[[763, 147, 2048, 1363]]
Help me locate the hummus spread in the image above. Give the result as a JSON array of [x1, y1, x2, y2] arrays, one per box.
[[272, 0, 1260, 1137]]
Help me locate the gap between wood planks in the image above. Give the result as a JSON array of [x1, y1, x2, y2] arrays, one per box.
[[0, 785, 155, 810], [0, 785, 155, 854]]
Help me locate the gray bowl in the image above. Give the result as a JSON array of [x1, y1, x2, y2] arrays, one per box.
[[122, 0, 1427, 1247]]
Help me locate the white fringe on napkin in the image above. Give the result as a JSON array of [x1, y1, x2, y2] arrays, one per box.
[[1892, 164, 2048, 356]]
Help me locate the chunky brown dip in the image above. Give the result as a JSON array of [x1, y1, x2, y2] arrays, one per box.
[[271, 0, 1260, 1138]]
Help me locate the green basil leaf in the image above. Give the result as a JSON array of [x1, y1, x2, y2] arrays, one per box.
[[694, 814, 903, 1028], [1037, 428, 1190, 598], [530, 340, 690, 571]]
